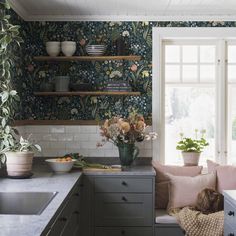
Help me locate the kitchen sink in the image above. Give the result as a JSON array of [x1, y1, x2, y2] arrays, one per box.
[[0, 192, 57, 215]]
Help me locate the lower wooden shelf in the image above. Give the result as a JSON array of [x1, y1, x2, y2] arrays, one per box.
[[34, 91, 141, 96]]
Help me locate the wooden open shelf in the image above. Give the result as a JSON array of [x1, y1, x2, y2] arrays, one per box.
[[13, 119, 152, 126], [34, 55, 141, 62], [34, 91, 141, 96]]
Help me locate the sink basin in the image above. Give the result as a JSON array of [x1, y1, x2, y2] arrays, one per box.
[[0, 192, 57, 215]]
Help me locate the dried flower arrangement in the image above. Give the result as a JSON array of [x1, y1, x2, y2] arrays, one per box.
[[97, 110, 157, 147]]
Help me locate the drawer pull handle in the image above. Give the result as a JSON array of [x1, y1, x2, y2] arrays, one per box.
[[59, 217, 67, 222], [228, 211, 235, 216], [74, 211, 79, 215], [121, 230, 125, 235], [122, 196, 127, 202], [122, 181, 127, 186], [75, 193, 80, 197], [228, 233, 234, 236]]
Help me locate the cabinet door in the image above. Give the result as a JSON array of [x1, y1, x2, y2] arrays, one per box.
[[95, 193, 153, 226], [225, 200, 236, 230], [95, 227, 153, 236], [94, 177, 153, 193], [61, 211, 80, 236], [224, 222, 236, 236]]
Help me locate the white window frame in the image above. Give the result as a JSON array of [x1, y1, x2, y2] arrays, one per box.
[[152, 27, 236, 164]]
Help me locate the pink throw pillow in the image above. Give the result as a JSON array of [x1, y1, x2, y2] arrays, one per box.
[[167, 173, 216, 210], [152, 161, 203, 209], [207, 160, 236, 193]]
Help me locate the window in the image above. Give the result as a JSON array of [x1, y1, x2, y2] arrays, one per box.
[[152, 28, 236, 165], [164, 41, 216, 165]]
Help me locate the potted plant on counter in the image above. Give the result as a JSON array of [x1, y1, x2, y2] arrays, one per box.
[[176, 129, 209, 166], [97, 110, 157, 169], [2, 136, 41, 177]]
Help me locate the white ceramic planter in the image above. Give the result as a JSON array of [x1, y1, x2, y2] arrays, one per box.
[[5, 151, 34, 177], [55, 76, 70, 92], [182, 152, 201, 166], [46, 41, 60, 56], [61, 41, 76, 57]]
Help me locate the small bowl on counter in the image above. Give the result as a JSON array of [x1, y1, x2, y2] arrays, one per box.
[[45, 158, 76, 173]]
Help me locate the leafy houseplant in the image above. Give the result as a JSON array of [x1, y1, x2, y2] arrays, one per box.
[[176, 130, 209, 166], [98, 110, 157, 168], [0, 1, 41, 176], [4, 136, 41, 177]]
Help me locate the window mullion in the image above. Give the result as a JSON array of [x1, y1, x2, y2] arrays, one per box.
[[216, 40, 227, 164]]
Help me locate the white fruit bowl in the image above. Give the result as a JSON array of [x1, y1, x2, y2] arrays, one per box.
[[45, 159, 76, 173]]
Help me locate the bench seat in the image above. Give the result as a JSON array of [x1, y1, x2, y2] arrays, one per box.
[[155, 209, 185, 236]]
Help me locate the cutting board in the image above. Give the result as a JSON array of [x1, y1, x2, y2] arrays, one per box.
[[83, 167, 121, 172]]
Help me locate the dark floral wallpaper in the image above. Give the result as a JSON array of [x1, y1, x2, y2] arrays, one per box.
[[11, 11, 236, 121]]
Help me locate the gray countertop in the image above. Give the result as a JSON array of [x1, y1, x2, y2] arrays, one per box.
[[0, 164, 82, 236], [0, 159, 155, 236]]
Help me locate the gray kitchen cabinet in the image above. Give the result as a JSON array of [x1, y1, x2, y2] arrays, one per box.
[[82, 170, 155, 236], [95, 227, 153, 236], [224, 190, 236, 236], [44, 179, 82, 236]]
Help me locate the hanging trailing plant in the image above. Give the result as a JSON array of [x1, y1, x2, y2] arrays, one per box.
[[0, 0, 23, 164]]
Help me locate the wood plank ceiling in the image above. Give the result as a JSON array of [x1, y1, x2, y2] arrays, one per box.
[[8, 0, 236, 21]]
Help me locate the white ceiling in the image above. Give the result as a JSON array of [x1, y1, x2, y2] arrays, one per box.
[[8, 0, 236, 21]]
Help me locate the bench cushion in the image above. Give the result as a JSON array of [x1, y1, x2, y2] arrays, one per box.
[[155, 210, 178, 224]]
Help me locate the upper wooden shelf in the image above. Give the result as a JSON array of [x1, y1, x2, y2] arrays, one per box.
[[34, 91, 141, 96], [34, 55, 141, 62]]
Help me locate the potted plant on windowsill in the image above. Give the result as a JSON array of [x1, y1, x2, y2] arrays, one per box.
[[176, 129, 209, 166], [97, 110, 157, 169]]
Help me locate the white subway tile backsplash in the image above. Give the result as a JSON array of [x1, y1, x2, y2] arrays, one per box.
[[57, 134, 73, 141], [88, 133, 101, 141], [50, 126, 65, 134], [74, 134, 89, 141], [88, 149, 105, 157], [19, 125, 152, 158], [42, 134, 58, 141], [25, 126, 50, 134], [80, 141, 97, 149], [50, 141, 66, 149], [80, 126, 97, 133], [65, 126, 81, 133]]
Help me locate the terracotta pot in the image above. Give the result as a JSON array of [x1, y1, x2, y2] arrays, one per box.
[[182, 152, 200, 166], [5, 152, 34, 177]]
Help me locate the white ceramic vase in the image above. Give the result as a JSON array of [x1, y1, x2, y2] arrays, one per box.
[[46, 41, 60, 57], [182, 152, 201, 166], [5, 151, 34, 177], [61, 41, 76, 57]]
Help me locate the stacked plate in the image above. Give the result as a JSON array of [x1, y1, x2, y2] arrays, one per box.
[[86, 45, 106, 56]]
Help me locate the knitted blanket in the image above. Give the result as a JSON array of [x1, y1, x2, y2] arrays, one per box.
[[173, 207, 224, 236]]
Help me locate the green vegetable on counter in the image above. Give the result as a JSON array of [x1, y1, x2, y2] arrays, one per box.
[[64, 153, 112, 169]]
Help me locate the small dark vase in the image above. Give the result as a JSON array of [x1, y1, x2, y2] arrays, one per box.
[[116, 37, 126, 55], [117, 143, 139, 168]]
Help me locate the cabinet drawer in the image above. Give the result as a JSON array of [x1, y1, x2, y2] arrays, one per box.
[[95, 227, 153, 236], [94, 177, 153, 193], [224, 222, 236, 236], [225, 200, 236, 230], [95, 193, 153, 226]]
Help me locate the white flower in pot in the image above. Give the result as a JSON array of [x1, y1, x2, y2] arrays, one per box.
[[2, 135, 41, 177], [176, 129, 209, 166]]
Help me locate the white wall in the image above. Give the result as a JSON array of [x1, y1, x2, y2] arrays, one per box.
[[16, 125, 153, 158]]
